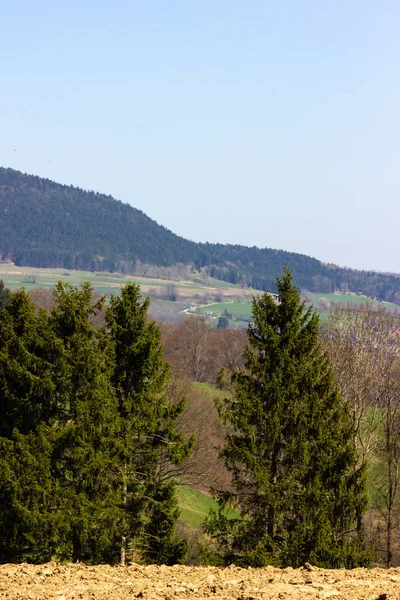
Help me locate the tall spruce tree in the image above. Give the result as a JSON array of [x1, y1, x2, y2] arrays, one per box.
[[48, 282, 121, 563], [106, 283, 193, 564], [0, 289, 62, 562], [204, 267, 370, 568]]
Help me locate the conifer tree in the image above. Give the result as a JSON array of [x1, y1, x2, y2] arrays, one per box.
[[204, 267, 370, 568], [48, 282, 121, 563], [106, 283, 193, 564], [0, 289, 58, 562]]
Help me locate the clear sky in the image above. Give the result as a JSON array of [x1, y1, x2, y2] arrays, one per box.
[[1, 1, 399, 272]]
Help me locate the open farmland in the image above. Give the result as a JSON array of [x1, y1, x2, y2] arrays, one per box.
[[1, 562, 400, 599], [196, 291, 400, 324], [308, 291, 400, 312], [2, 265, 398, 326], [0, 263, 258, 302]]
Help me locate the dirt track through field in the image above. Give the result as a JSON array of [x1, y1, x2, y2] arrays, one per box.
[[1, 562, 400, 600]]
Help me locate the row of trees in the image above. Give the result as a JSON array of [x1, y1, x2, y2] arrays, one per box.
[[0, 282, 192, 564]]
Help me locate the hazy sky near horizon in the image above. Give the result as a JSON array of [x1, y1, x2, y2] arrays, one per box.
[[1, 1, 399, 272]]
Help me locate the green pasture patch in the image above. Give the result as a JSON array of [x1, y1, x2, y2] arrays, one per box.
[[198, 302, 253, 320], [202, 277, 245, 290], [312, 293, 374, 306], [177, 485, 240, 529], [177, 486, 219, 528], [361, 407, 388, 507], [309, 292, 399, 313]]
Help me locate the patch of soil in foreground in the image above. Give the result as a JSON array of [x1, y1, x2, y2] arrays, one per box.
[[0, 562, 400, 600]]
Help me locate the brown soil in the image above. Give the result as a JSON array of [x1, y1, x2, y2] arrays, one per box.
[[1, 562, 399, 600]]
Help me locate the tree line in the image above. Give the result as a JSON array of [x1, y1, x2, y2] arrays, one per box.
[[2, 270, 400, 567]]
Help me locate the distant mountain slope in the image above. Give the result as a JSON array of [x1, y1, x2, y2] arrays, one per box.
[[1, 166, 399, 303]]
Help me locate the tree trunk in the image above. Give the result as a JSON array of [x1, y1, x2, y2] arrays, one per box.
[[72, 531, 82, 564], [120, 464, 128, 565]]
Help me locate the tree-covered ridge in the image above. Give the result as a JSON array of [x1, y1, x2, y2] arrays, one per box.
[[0, 167, 196, 271], [1, 166, 400, 302]]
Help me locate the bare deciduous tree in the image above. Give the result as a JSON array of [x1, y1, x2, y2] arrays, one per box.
[[323, 304, 400, 566], [162, 317, 213, 382]]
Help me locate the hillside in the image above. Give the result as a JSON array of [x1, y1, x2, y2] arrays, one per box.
[[1, 166, 400, 302]]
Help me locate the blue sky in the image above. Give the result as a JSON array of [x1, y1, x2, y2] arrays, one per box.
[[1, 1, 399, 272]]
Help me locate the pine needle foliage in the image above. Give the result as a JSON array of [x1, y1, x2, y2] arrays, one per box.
[[204, 267, 370, 568], [0, 289, 59, 561], [47, 282, 121, 563]]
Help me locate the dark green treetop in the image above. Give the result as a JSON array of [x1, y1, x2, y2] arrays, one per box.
[[0, 289, 57, 562], [0, 288, 55, 438], [204, 267, 370, 568]]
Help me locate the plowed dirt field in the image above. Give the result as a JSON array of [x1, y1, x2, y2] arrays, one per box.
[[1, 562, 400, 600]]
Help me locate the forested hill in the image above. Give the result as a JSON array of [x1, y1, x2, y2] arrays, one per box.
[[1, 166, 399, 302]]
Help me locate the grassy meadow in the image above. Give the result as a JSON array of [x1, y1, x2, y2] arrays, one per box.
[[0, 263, 255, 301], [177, 486, 219, 528], [198, 301, 254, 320]]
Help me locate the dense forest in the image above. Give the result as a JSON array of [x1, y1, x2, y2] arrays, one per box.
[[1, 167, 400, 302]]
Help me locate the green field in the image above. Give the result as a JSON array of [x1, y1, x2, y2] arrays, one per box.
[[198, 293, 400, 323], [0, 267, 138, 293], [0, 264, 242, 297], [310, 292, 399, 312], [177, 486, 219, 528], [177, 485, 240, 529], [198, 301, 253, 320], [2, 265, 399, 322]]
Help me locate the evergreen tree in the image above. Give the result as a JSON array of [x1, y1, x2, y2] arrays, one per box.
[[0, 289, 53, 438], [0, 289, 58, 562], [140, 483, 188, 565], [48, 282, 121, 563], [106, 283, 193, 564], [0, 427, 55, 563], [204, 267, 370, 568]]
